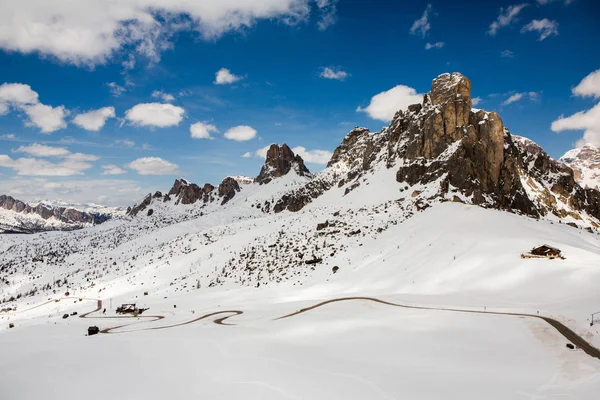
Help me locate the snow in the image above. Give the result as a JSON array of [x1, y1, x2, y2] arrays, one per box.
[[1, 147, 600, 399]]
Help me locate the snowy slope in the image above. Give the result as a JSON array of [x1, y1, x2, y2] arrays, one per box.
[[561, 144, 600, 190]]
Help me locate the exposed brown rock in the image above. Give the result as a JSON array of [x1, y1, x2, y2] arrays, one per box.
[[256, 144, 310, 184]]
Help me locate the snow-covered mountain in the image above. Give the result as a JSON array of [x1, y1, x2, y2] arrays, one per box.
[[560, 144, 600, 190], [0, 195, 117, 234], [2, 73, 600, 400]]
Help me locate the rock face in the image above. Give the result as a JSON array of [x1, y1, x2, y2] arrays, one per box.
[[0, 195, 111, 233], [256, 144, 310, 184], [560, 144, 600, 190], [273, 72, 600, 226], [128, 179, 217, 216], [217, 177, 241, 205]]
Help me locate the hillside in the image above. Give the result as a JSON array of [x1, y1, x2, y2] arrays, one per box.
[[1, 73, 599, 400]]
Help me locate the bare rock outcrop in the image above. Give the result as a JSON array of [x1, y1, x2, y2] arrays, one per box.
[[256, 144, 310, 184]]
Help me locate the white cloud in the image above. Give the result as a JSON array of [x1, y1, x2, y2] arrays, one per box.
[[572, 69, 600, 99], [357, 85, 423, 121], [73, 106, 116, 131], [224, 125, 257, 141], [22, 103, 69, 133], [214, 68, 243, 85], [0, 83, 39, 104], [319, 67, 349, 81], [14, 143, 70, 157], [0, 1, 317, 66], [0, 133, 16, 140], [291, 146, 332, 164], [125, 103, 185, 127], [521, 19, 559, 40], [101, 164, 127, 175], [410, 4, 432, 37], [190, 122, 218, 140], [115, 139, 136, 147], [472, 97, 482, 106], [425, 42, 444, 50], [107, 82, 126, 97], [501, 49, 515, 58], [502, 91, 539, 105], [0, 177, 144, 206], [316, 0, 338, 31], [488, 4, 528, 36], [241, 152, 252, 158], [254, 145, 271, 159], [551, 103, 600, 147], [0, 155, 94, 176], [12, 143, 100, 164], [151, 90, 175, 102], [0, 82, 68, 133], [126, 157, 179, 175]]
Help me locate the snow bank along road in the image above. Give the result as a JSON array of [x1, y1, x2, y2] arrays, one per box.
[[73, 297, 600, 361]]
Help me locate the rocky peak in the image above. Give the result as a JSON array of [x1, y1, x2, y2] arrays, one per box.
[[255, 143, 310, 184], [0, 194, 110, 233], [217, 177, 241, 205], [560, 144, 600, 190], [272, 72, 600, 227]]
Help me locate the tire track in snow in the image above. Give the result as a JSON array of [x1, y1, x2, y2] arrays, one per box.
[[276, 297, 600, 361], [72, 296, 600, 360]]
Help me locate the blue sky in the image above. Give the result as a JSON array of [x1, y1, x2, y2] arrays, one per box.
[[0, 0, 599, 205]]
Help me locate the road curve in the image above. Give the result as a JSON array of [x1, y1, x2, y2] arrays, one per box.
[[72, 296, 600, 361], [276, 296, 600, 361]]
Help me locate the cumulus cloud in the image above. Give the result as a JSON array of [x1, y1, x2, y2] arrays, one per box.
[[125, 103, 185, 127], [291, 146, 332, 164], [502, 91, 539, 105], [0, 82, 68, 133], [472, 97, 482, 106], [319, 67, 349, 81], [357, 85, 423, 121], [488, 4, 528, 36], [241, 152, 252, 158], [224, 125, 257, 141], [214, 68, 243, 85], [126, 157, 179, 175], [72, 106, 116, 131], [552, 71, 600, 147], [572, 69, 600, 98], [521, 19, 559, 40], [101, 164, 127, 175], [551, 103, 600, 147], [425, 42, 444, 50], [254, 145, 271, 159], [151, 90, 175, 102], [0, 83, 39, 104], [410, 4, 433, 37], [501, 50, 515, 58], [22, 104, 69, 133], [190, 122, 218, 139], [0, 1, 319, 66], [0, 133, 16, 140]]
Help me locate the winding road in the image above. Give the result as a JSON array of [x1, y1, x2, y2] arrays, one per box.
[[23, 295, 596, 361]]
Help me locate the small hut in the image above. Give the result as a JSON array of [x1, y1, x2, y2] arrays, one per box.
[[522, 245, 564, 259]]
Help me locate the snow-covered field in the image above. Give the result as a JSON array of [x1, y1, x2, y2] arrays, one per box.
[[1, 171, 600, 399]]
